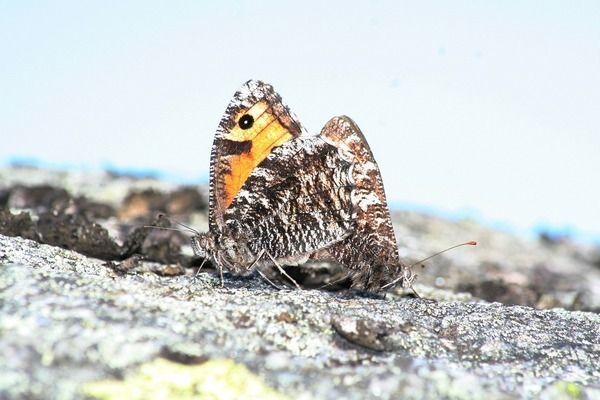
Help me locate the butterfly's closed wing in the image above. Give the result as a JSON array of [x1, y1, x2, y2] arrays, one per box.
[[318, 116, 413, 290], [200, 80, 356, 270], [208, 80, 305, 231], [224, 134, 356, 262], [195, 80, 413, 291]]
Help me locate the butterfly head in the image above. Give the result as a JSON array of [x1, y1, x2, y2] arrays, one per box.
[[191, 232, 216, 261], [379, 263, 417, 292], [190, 230, 256, 274]]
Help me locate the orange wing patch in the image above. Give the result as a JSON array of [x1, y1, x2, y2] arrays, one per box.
[[221, 101, 294, 208]]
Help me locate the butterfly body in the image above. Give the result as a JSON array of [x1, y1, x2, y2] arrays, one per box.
[[193, 80, 414, 291]]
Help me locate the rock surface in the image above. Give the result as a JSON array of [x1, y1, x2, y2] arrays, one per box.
[[1, 234, 600, 399], [1, 166, 600, 399]]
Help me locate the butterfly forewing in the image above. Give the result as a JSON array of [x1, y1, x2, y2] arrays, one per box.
[[208, 80, 305, 230]]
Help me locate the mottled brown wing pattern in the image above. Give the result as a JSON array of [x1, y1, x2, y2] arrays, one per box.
[[224, 135, 356, 262], [318, 116, 414, 290], [208, 80, 305, 231], [194, 80, 413, 292]]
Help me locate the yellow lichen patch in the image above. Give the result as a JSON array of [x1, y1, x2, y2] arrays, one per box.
[[552, 381, 583, 399], [82, 358, 288, 400], [221, 112, 293, 208]]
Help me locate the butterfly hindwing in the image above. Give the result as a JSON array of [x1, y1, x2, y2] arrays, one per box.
[[224, 135, 356, 263], [318, 116, 412, 290]]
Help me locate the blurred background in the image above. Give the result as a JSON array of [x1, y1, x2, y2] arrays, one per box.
[[1, 1, 599, 242]]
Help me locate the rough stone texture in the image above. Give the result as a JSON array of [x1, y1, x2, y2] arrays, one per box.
[[392, 211, 600, 312], [3, 165, 600, 311], [1, 234, 600, 399], [2, 166, 600, 399]]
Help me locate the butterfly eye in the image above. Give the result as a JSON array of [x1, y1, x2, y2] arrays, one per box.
[[238, 114, 254, 130]]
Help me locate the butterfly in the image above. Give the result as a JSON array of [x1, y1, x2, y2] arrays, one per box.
[[192, 80, 414, 291]]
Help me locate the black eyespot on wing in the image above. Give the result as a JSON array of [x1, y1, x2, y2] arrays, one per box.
[[238, 114, 254, 130]]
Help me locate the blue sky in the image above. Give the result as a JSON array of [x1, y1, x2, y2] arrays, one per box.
[[1, 1, 599, 241]]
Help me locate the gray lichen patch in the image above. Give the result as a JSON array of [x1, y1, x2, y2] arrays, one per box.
[[1, 234, 600, 399]]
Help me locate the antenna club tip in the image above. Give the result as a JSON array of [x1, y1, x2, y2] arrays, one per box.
[[467, 241, 477, 246]]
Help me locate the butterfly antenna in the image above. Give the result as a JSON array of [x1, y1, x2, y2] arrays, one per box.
[[317, 274, 351, 290], [408, 241, 477, 269], [381, 241, 477, 290], [142, 225, 192, 233], [157, 213, 200, 235]]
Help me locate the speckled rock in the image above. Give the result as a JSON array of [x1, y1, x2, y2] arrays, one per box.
[[3, 166, 600, 312], [1, 234, 599, 399]]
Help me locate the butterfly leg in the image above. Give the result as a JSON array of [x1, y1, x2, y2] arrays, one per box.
[[317, 273, 351, 290], [194, 258, 208, 277], [254, 268, 284, 290], [246, 249, 283, 290], [411, 287, 421, 298], [218, 256, 235, 287], [247, 249, 265, 271], [265, 251, 301, 290]]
